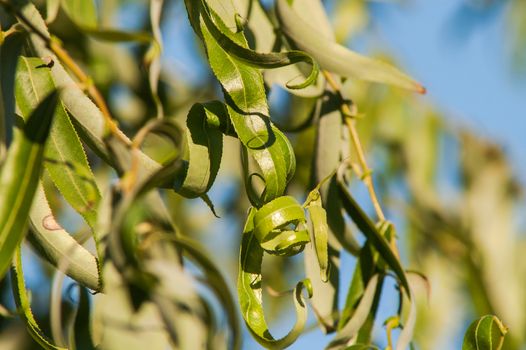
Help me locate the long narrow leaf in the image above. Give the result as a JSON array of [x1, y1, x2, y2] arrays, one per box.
[[337, 180, 410, 295], [11, 246, 67, 350], [276, 0, 425, 93], [16, 57, 101, 229], [0, 91, 57, 277]]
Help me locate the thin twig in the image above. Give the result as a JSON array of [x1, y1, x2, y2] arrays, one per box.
[[323, 70, 386, 222]]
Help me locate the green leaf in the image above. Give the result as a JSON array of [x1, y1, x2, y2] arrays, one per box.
[[173, 102, 226, 198], [192, 1, 296, 205], [11, 246, 68, 350], [16, 57, 101, 229], [327, 274, 380, 349], [69, 286, 96, 350], [305, 189, 329, 282], [238, 208, 312, 349], [28, 184, 100, 291], [462, 315, 508, 350], [253, 196, 310, 256], [0, 90, 57, 278], [15, 3, 162, 177], [0, 31, 24, 163], [199, 0, 318, 89], [276, 0, 425, 93], [337, 180, 410, 295], [60, 0, 98, 28], [46, 0, 60, 23]]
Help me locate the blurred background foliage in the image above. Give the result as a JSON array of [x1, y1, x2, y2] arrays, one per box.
[[0, 0, 525, 349]]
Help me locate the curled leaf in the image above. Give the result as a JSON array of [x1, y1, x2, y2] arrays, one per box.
[[200, 0, 318, 89], [174, 102, 229, 198], [253, 196, 310, 256], [238, 208, 312, 349]]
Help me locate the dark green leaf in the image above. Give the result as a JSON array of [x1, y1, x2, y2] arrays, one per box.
[[0, 90, 57, 278], [462, 315, 507, 350], [337, 180, 410, 295]]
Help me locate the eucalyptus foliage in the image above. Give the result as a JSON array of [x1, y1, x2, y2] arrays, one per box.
[[0, 0, 520, 349]]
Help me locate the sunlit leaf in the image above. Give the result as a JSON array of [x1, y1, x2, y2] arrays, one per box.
[[0, 90, 57, 278], [276, 0, 425, 93], [28, 184, 100, 291], [462, 315, 507, 350], [16, 57, 101, 229], [238, 208, 312, 348]]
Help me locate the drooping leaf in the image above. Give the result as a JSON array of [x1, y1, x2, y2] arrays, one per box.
[[462, 315, 507, 350], [238, 208, 312, 349], [0, 90, 57, 278], [199, 0, 318, 90], [173, 102, 228, 198], [15, 2, 162, 177], [0, 31, 24, 162], [69, 285, 96, 350], [337, 179, 410, 295], [276, 0, 425, 93], [305, 189, 329, 282], [16, 57, 101, 229], [11, 246, 67, 350], [191, 1, 296, 205], [327, 274, 380, 349], [28, 184, 100, 291]]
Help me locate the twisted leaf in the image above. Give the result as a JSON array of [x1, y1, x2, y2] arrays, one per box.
[[253, 196, 310, 256], [190, 1, 296, 205], [199, 0, 318, 89], [238, 208, 312, 349], [174, 101, 228, 198]]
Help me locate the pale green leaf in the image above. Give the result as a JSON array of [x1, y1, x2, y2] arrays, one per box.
[[16, 57, 101, 229], [276, 0, 425, 93], [28, 184, 100, 291]]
